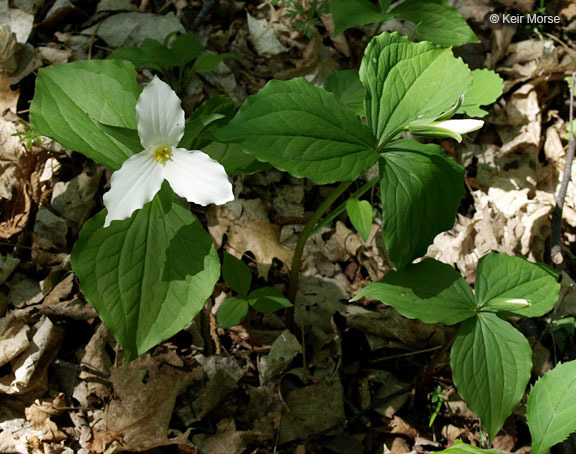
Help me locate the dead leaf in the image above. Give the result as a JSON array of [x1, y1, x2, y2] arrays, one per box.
[[101, 358, 194, 453], [247, 12, 288, 56], [25, 394, 67, 442], [345, 306, 449, 350], [208, 203, 294, 278], [260, 329, 301, 382], [0, 71, 19, 113], [0, 316, 64, 395], [278, 378, 345, 444], [193, 418, 255, 454]]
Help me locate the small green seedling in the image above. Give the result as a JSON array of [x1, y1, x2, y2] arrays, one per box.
[[217, 252, 293, 329], [108, 31, 234, 93]]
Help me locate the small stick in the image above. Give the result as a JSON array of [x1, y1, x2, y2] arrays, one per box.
[[551, 73, 576, 265], [54, 359, 110, 380]]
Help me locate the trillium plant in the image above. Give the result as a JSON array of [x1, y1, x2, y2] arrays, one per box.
[[30, 33, 504, 369], [103, 76, 233, 227]]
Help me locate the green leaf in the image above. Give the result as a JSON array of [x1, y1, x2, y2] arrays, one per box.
[[389, 0, 479, 47], [527, 360, 576, 454], [192, 53, 235, 73], [379, 140, 465, 269], [223, 251, 252, 296], [351, 258, 476, 325], [108, 46, 161, 70], [457, 69, 503, 117], [248, 287, 293, 313], [217, 297, 250, 329], [359, 32, 472, 145], [71, 187, 220, 359], [324, 70, 366, 117], [346, 199, 373, 242], [451, 312, 532, 441], [203, 142, 268, 174], [179, 95, 236, 149], [95, 122, 142, 154], [139, 38, 179, 68], [475, 253, 560, 318], [30, 60, 141, 170], [216, 78, 378, 184], [170, 31, 202, 66], [331, 0, 389, 35], [437, 440, 506, 453]]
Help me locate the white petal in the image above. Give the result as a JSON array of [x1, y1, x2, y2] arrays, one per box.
[[103, 151, 164, 227], [136, 76, 185, 149], [163, 148, 234, 206], [434, 119, 484, 134]]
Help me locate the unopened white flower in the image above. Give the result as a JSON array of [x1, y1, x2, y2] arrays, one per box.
[[483, 297, 532, 311], [409, 119, 484, 142], [103, 76, 234, 227]]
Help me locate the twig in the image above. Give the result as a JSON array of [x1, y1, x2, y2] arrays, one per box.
[[551, 73, 576, 265], [54, 359, 110, 380], [190, 0, 219, 32]]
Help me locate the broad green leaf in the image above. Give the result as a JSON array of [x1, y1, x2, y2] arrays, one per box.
[[71, 187, 220, 359], [95, 122, 142, 154], [30, 60, 141, 170], [451, 312, 532, 441], [475, 253, 560, 318], [331, 0, 390, 36], [180, 95, 236, 149], [193, 53, 235, 73], [203, 142, 269, 174], [346, 199, 373, 242], [324, 69, 366, 117], [139, 38, 179, 68], [217, 297, 250, 329], [389, 0, 478, 47], [379, 140, 464, 269], [457, 69, 504, 117], [248, 287, 293, 313], [223, 251, 252, 296], [437, 440, 506, 453], [170, 31, 202, 66], [527, 360, 576, 454], [216, 78, 378, 184], [351, 258, 475, 325], [108, 46, 162, 71], [359, 32, 472, 145]]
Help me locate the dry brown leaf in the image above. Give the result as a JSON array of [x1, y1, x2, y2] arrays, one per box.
[[193, 418, 255, 454], [345, 306, 449, 350], [0, 316, 64, 395], [0, 71, 18, 113], [278, 378, 345, 444], [0, 316, 30, 368], [25, 394, 67, 442], [101, 358, 194, 453], [208, 203, 293, 278]]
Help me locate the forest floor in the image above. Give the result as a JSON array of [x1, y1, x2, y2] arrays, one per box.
[[2, 0, 576, 453]]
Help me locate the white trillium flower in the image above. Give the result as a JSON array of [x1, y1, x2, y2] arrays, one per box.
[[103, 76, 234, 228], [409, 118, 484, 142]]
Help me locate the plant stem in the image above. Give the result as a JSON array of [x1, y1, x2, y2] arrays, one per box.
[[286, 181, 353, 325], [311, 177, 379, 236], [551, 73, 576, 265]]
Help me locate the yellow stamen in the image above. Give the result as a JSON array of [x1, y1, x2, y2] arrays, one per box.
[[153, 146, 171, 163]]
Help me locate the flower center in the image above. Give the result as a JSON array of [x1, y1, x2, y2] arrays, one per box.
[[153, 146, 171, 164]]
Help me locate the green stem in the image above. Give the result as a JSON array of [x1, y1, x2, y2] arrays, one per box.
[[376, 126, 408, 152], [286, 181, 353, 319], [311, 177, 379, 235]]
